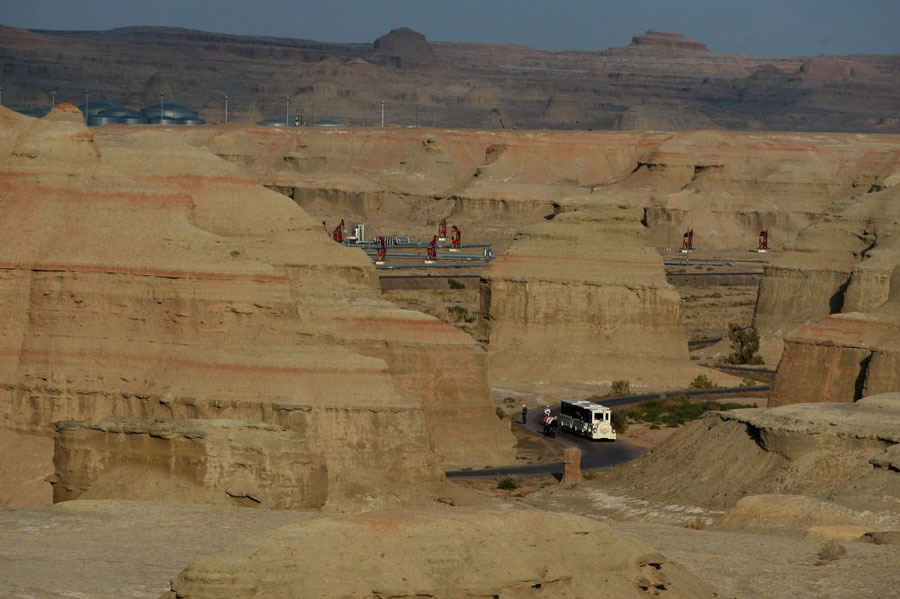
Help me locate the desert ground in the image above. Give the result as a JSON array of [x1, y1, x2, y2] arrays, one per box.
[[0, 86, 898, 599]]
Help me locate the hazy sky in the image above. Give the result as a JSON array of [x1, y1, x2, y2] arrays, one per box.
[[3, 0, 899, 57]]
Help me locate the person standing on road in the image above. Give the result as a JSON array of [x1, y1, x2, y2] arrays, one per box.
[[521, 403, 528, 424]]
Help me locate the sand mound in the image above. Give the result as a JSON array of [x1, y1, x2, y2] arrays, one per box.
[[164, 506, 716, 598], [597, 396, 900, 516], [715, 494, 899, 533]]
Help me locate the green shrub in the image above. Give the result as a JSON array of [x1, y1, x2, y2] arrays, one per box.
[[448, 278, 465, 290], [495, 407, 506, 420], [611, 410, 629, 434], [727, 323, 762, 364], [497, 477, 519, 491], [447, 305, 476, 323], [689, 374, 717, 390], [610, 380, 631, 396], [620, 396, 751, 429]]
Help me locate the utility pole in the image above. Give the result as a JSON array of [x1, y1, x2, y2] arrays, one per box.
[[50, 90, 56, 108], [159, 92, 165, 120], [284, 96, 291, 126], [224, 95, 229, 124], [380, 100, 385, 128], [415, 105, 419, 128], [83, 89, 89, 123]]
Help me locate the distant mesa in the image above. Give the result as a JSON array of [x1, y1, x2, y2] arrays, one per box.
[[629, 30, 709, 52], [373, 27, 434, 65]]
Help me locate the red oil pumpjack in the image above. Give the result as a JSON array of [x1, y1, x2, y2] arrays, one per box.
[[376, 235, 387, 264], [681, 228, 694, 252], [425, 235, 438, 263], [758, 229, 769, 252], [332, 219, 345, 243], [438, 218, 447, 241], [450, 225, 461, 252]]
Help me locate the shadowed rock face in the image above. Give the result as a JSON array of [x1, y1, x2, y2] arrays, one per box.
[[2, 24, 899, 132], [769, 267, 900, 406]]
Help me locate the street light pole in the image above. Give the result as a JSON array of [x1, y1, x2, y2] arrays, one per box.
[[50, 90, 56, 108], [381, 100, 385, 128], [83, 89, 89, 123], [284, 96, 290, 126], [224, 95, 229, 124], [0, 87, 3, 106], [159, 92, 165, 120]]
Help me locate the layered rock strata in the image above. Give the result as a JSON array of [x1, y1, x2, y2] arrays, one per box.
[[51, 419, 327, 508], [752, 158, 900, 361], [0, 106, 514, 509], [769, 266, 900, 406]]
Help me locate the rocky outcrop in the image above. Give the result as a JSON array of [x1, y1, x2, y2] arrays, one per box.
[[164, 506, 716, 599], [769, 266, 900, 406], [752, 154, 900, 361], [50, 419, 328, 508], [373, 27, 434, 66], [477, 198, 735, 396], [628, 30, 709, 53], [598, 394, 900, 514], [0, 107, 516, 509]]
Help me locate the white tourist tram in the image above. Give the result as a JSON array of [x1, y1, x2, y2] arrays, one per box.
[[558, 399, 617, 440]]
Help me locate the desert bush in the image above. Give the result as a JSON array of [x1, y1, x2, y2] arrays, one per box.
[[621, 396, 751, 428], [816, 540, 847, 565], [727, 323, 762, 364], [495, 407, 506, 420], [689, 374, 717, 390], [447, 305, 476, 323], [685, 517, 707, 530], [497, 477, 519, 491], [447, 278, 465, 290], [610, 410, 629, 434], [610, 380, 631, 396]]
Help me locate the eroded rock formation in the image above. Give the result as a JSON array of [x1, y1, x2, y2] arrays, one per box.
[[164, 506, 716, 599], [0, 106, 515, 509], [598, 393, 900, 516], [51, 419, 328, 508], [769, 266, 900, 406]]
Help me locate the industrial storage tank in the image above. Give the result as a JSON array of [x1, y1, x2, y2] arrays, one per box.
[[87, 106, 149, 126], [78, 101, 124, 117], [14, 106, 52, 118], [141, 102, 199, 121], [258, 118, 293, 127]]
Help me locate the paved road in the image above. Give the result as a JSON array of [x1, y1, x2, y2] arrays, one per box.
[[445, 386, 769, 479], [446, 413, 645, 479]]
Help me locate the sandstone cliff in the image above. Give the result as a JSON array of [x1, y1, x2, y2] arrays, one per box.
[[769, 266, 900, 406], [51, 419, 328, 509], [0, 106, 515, 509], [752, 150, 900, 361], [477, 198, 731, 397]]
